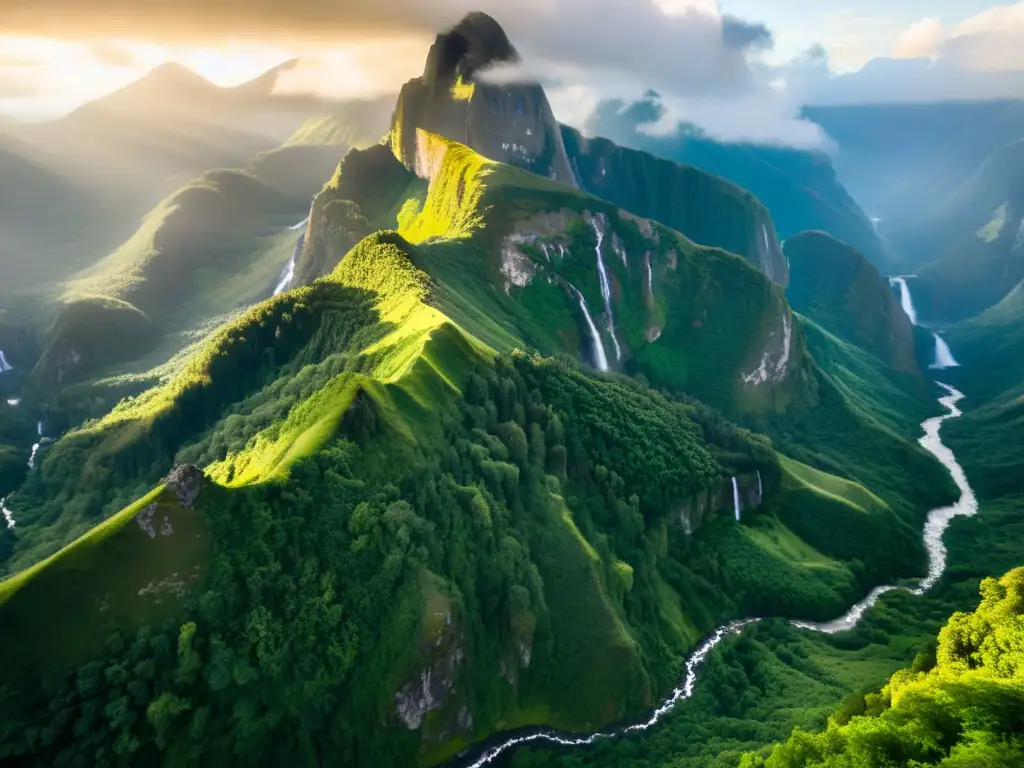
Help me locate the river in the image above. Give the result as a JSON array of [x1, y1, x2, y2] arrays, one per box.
[[445, 381, 975, 767]]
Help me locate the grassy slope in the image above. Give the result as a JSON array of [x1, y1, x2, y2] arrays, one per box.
[[0, 485, 209, 688]]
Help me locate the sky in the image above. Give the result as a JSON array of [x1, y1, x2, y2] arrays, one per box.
[[1, 0, 1022, 146]]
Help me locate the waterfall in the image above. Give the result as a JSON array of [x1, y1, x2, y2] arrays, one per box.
[[645, 253, 653, 298], [569, 284, 609, 372], [731, 477, 741, 522], [889, 276, 918, 325], [761, 223, 772, 257], [0, 350, 12, 373], [6, 398, 20, 406], [588, 219, 622, 362], [274, 222, 308, 296], [28, 443, 40, 469], [37, 420, 43, 437], [930, 333, 959, 369], [1, 497, 13, 529], [757, 470, 763, 503]]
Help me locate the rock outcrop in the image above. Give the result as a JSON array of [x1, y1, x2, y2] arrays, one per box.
[[163, 464, 204, 509], [390, 13, 578, 188]]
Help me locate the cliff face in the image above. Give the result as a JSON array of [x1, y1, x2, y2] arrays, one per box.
[[784, 230, 918, 374], [388, 12, 792, 288], [563, 126, 789, 285], [390, 13, 577, 188]]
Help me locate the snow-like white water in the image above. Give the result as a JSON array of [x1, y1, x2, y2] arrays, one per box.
[[757, 470, 763, 502], [274, 219, 309, 296], [36, 420, 42, 437], [27, 443, 40, 470], [1, 497, 13, 529], [889, 276, 918, 326], [569, 284, 609, 372], [448, 382, 975, 765], [0, 350, 12, 373], [6, 398, 19, 406], [645, 253, 653, 299], [793, 383, 975, 633], [457, 620, 757, 768], [589, 219, 622, 362], [930, 333, 959, 369], [732, 477, 741, 522]]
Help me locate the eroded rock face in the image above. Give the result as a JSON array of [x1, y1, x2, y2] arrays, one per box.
[[394, 610, 466, 731], [675, 472, 767, 535], [392, 14, 577, 187], [163, 464, 203, 509]]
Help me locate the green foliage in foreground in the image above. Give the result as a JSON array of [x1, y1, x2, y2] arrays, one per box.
[[742, 566, 1024, 767]]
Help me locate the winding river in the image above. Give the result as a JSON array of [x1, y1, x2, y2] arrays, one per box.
[[447, 381, 976, 767]]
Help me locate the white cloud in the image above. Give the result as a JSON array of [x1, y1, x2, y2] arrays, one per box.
[[893, 17, 944, 60], [894, 3, 1024, 70]]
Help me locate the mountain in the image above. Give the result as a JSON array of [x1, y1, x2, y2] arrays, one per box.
[[560, 127, 789, 284], [583, 95, 891, 271], [390, 12, 578, 188], [784, 231, 917, 374], [889, 139, 1024, 322], [805, 99, 1024, 233], [0, 64, 375, 301], [389, 14, 786, 284], [0, 12, 977, 768], [0, 129, 947, 765]]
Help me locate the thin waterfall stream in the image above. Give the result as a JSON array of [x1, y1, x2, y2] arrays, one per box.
[[568, 283, 609, 372], [446, 377, 976, 767], [588, 219, 622, 362]]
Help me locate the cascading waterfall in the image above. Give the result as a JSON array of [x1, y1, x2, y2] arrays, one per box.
[[931, 334, 960, 369], [36, 420, 43, 436], [274, 218, 309, 296], [1, 497, 13, 529], [757, 470, 763, 502], [0, 349, 12, 373], [446, 382, 977, 767], [588, 219, 622, 362], [569, 284, 609, 372], [731, 477, 741, 522], [645, 253, 653, 298], [889, 276, 918, 325], [887, 275, 960, 369]]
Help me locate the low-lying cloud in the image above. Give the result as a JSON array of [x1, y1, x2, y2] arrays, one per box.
[[3, 0, 830, 147]]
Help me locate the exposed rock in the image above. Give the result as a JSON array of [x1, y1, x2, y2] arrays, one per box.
[[395, 639, 465, 730], [742, 309, 793, 386], [136, 502, 158, 539], [674, 472, 767, 536], [163, 464, 204, 509], [500, 235, 539, 292], [391, 14, 577, 187]]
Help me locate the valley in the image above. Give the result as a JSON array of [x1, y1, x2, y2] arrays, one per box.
[[1, 8, 1023, 768]]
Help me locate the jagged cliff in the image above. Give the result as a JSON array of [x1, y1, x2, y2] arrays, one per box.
[[388, 13, 788, 286], [390, 12, 578, 188], [784, 230, 918, 374], [562, 126, 789, 285]]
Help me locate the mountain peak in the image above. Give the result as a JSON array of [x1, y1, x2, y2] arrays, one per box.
[[422, 11, 518, 88]]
